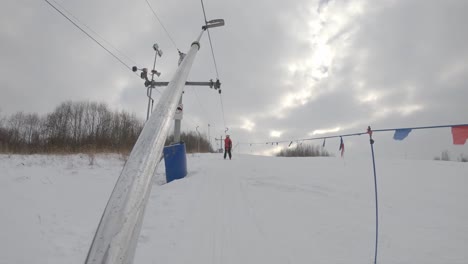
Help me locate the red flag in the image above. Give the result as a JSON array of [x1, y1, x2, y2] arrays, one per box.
[[452, 126, 468, 145]]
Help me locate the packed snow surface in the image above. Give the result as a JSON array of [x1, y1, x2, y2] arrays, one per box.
[[0, 153, 467, 264]]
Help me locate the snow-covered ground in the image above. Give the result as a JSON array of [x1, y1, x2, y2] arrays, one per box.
[[0, 153, 467, 264]]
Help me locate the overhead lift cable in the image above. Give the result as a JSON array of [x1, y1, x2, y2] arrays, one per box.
[[51, 0, 138, 67], [218, 93, 227, 132], [144, 0, 180, 52], [201, 0, 220, 78], [43, 0, 133, 71], [191, 88, 211, 122], [200, 0, 228, 132]]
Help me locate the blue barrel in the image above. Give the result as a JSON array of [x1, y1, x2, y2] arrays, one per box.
[[163, 142, 188, 183]]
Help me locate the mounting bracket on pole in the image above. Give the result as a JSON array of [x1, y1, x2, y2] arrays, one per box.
[[148, 79, 222, 94], [131, 43, 163, 120]]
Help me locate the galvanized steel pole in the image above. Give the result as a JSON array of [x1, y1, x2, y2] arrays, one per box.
[[85, 30, 204, 264]]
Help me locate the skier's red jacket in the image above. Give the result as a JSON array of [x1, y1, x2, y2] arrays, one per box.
[[224, 137, 232, 149]]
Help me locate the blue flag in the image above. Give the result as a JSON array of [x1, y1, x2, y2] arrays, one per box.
[[393, 129, 412, 140]]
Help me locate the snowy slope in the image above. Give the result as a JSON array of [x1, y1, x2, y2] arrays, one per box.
[[0, 154, 122, 264], [0, 154, 467, 264]]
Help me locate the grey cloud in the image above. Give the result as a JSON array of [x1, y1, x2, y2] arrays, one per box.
[[240, 0, 468, 157], [1, 0, 467, 159]]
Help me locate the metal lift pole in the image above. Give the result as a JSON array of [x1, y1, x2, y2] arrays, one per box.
[[85, 30, 205, 264]]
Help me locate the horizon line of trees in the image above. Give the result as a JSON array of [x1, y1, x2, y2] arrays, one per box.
[[0, 101, 143, 154], [0, 101, 216, 154], [166, 132, 214, 153], [277, 144, 331, 157]]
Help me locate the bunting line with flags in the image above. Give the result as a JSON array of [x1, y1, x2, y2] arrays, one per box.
[[240, 123, 468, 148], [239, 123, 467, 264]]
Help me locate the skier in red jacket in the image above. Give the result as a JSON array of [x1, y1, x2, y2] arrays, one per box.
[[224, 135, 232, 160]]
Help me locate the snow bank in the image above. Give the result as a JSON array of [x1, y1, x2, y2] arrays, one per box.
[[0, 154, 467, 263]]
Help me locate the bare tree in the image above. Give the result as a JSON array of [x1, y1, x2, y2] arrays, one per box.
[[0, 101, 143, 154], [277, 144, 331, 157], [166, 131, 214, 153], [441, 150, 450, 161]]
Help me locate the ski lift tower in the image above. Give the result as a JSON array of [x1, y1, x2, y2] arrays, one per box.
[[85, 18, 225, 264]]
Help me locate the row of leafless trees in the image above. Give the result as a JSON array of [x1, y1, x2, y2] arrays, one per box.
[[434, 150, 468, 162], [277, 144, 331, 157], [0, 101, 143, 154], [166, 132, 214, 153], [0, 101, 216, 154]]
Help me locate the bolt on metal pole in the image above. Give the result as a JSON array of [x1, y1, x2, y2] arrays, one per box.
[[174, 95, 183, 142]]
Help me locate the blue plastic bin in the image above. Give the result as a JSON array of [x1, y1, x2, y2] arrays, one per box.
[[163, 142, 187, 183]]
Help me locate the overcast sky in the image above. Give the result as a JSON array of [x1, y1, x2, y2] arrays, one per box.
[[1, 0, 467, 159]]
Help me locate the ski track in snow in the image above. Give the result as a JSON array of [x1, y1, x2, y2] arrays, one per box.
[[0, 154, 467, 264]]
